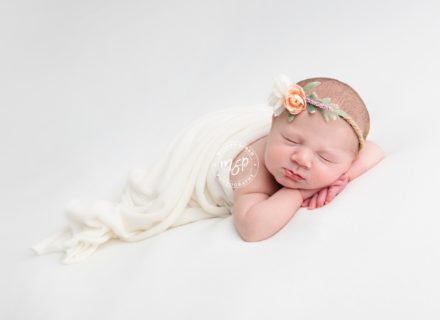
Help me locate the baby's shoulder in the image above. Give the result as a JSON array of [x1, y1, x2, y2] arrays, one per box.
[[229, 135, 281, 196]]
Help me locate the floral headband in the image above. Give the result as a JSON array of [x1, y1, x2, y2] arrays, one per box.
[[267, 74, 365, 151]]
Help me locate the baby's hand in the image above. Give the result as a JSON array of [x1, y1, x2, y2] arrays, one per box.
[[301, 173, 349, 210]]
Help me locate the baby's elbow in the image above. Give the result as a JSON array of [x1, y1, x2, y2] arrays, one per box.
[[241, 234, 264, 243], [234, 216, 262, 242], [237, 224, 270, 242], [235, 221, 256, 242], [240, 232, 262, 242], [234, 207, 274, 242], [366, 140, 386, 162], [375, 143, 386, 162], [240, 232, 263, 242]]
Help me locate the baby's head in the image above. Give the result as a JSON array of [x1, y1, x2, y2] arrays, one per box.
[[264, 75, 370, 190]]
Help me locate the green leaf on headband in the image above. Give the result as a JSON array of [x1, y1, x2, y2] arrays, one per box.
[[287, 114, 295, 122], [331, 112, 338, 120], [321, 97, 331, 104], [332, 103, 343, 111], [321, 109, 329, 121], [307, 103, 316, 113], [338, 110, 349, 118], [307, 92, 318, 100], [303, 81, 321, 92]]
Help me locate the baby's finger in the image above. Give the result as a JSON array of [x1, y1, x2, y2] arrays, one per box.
[[308, 193, 318, 210], [301, 198, 310, 207], [332, 174, 347, 187], [317, 188, 328, 207], [326, 186, 341, 203]]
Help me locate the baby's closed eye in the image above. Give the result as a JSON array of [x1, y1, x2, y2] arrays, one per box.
[[318, 154, 341, 164], [282, 135, 299, 144], [319, 154, 332, 162]]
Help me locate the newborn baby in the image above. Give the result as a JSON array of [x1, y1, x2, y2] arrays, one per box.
[[230, 75, 385, 242], [31, 73, 384, 264]]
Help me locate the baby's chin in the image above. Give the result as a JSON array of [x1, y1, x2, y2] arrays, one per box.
[[276, 175, 328, 190], [275, 175, 311, 189]]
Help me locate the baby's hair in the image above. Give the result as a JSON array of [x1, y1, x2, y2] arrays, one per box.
[[297, 77, 370, 140]]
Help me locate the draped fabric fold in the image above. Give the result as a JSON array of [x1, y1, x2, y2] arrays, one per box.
[[31, 105, 272, 264]]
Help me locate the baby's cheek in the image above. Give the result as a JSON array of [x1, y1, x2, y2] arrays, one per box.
[[269, 146, 288, 164], [265, 147, 280, 164], [312, 166, 335, 187]]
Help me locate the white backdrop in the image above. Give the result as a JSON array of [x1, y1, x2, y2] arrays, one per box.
[[1, 0, 439, 319]]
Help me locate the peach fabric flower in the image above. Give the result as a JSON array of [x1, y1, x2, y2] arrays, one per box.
[[284, 84, 306, 115]]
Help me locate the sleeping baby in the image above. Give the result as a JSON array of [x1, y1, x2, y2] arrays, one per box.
[[32, 74, 385, 264], [230, 75, 385, 242]]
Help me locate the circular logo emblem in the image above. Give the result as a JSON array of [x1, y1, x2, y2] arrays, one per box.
[[214, 141, 259, 189]]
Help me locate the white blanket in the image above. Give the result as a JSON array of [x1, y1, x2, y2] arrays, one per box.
[[31, 105, 273, 264]]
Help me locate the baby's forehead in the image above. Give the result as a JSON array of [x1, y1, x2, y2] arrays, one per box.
[[278, 111, 347, 132]]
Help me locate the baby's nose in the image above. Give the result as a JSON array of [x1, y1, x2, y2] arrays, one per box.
[[291, 148, 312, 169]]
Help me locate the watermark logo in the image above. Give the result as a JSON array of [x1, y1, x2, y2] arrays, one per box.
[[214, 141, 259, 189]]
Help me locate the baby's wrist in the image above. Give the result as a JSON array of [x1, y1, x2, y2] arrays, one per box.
[[291, 188, 315, 201], [299, 189, 312, 200], [280, 187, 304, 200]]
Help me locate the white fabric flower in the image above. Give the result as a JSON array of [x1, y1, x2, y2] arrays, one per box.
[[267, 74, 293, 117]]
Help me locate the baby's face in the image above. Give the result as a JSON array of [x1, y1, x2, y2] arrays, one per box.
[[264, 110, 358, 190]]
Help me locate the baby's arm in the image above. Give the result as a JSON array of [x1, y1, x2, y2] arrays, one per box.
[[233, 188, 306, 242], [346, 140, 385, 182]]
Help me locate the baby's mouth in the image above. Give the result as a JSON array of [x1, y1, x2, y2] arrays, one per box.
[[284, 168, 305, 181]]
